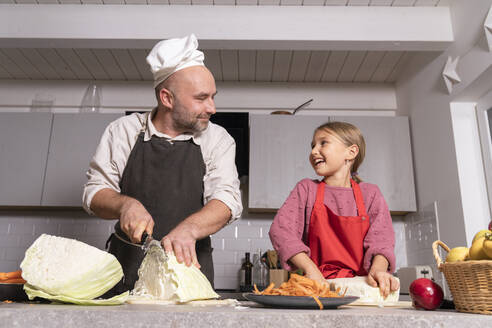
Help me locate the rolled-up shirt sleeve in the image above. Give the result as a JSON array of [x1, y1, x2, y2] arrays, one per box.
[[82, 123, 122, 215], [202, 129, 242, 223], [362, 186, 396, 274], [269, 179, 311, 271]]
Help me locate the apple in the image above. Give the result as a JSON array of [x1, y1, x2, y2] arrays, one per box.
[[409, 278, 444, 310], [489, 221, 492, 231]]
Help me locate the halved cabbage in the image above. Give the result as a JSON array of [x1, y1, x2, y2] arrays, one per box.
[[20, 234, 127, 304], [132, 245, 218, 303]]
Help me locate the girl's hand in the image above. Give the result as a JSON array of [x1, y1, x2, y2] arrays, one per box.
[[305, 268, 328, 286], [289, 252, 327, 286], [367, 270, 400, 298]]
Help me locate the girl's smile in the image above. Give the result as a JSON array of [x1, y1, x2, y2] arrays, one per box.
[[310, 130, 350, 177]]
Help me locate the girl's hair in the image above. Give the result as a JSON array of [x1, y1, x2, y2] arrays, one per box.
[[314, 121, 366, 184]]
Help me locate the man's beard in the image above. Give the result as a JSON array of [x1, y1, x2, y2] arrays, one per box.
[[171, 102, 210, 134]]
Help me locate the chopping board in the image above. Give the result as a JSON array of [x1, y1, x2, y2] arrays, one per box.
[[342, 300, 413, 308]]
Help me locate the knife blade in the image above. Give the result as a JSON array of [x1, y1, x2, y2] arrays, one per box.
[[140, 232, 167, 259]]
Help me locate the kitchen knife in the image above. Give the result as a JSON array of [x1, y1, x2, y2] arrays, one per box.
[[140, 232, 165, 255]]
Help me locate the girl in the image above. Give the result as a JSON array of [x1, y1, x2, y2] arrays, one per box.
[[269, 121, 399, 297]]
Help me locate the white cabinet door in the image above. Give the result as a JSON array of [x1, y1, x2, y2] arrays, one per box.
[[0, 113, 52, 206], [249, 114, 328, 210], [42, 113, 122, 206], [331, 116, 416, 212]]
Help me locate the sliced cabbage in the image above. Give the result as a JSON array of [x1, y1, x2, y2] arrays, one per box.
[[132, 244, 218, 303], [20, 234, 127, 304]]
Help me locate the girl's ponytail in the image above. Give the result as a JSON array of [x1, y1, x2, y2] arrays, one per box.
[[351, 171, 363, 184]]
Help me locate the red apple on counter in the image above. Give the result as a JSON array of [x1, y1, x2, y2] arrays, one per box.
[[409, 278, 444, 310]]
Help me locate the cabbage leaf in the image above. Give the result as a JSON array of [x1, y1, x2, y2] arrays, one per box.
[[24, 284, 128, 305]]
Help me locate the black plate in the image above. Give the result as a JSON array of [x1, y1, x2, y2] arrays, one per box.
[[243, 293, 359, 309], [0, 283, 29, 302]]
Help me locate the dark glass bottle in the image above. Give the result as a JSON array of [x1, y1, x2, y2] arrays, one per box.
[[239, 252, 253, 292]]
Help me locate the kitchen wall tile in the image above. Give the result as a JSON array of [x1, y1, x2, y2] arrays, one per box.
[[0, 220, 11, 234], [0, 235, 20, 248], [59, 221, 87, 238], [224, 238, 252, 251], [249, 238, 273, 252], [213, 276, 238, 290], [212, 250, 237, 264], [77, 235, 108, 249], [211, 224, 237, 239], [211, 237, 225, 251], [85, 220, 115, 236], [19, 234, 38, 249], [33, 221, 61, 235], [5, 247, 27, 262], [222, 264, 242, 277], [9, 220, 35, 235], [0, 260, 20, 272], [213, 264, 225, 277], [236, 226, 262, 239]]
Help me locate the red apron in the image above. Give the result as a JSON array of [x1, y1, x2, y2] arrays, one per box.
[[308, 179, 370, 279]]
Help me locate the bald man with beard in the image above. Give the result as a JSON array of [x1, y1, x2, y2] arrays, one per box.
[[83, 35, 242, 295]]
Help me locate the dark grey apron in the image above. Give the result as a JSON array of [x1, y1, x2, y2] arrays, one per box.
[[103, 131, 213, 297]]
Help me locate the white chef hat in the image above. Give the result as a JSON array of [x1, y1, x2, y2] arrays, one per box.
[[146, 34, 205, 88]]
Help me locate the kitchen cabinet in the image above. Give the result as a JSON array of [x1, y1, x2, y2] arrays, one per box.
[[249, 114, 328, 210], [248, 114, 416, 213], [0, 113, 53, 206], [41, 113, 122, 206], [332, 116, 416, 212]]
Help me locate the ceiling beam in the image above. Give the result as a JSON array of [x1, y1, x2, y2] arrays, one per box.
[[0, 5, 453, 51]]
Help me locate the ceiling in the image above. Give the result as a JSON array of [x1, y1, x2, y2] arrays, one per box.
[[0, 0, 449, 5], [0, 0, 450, 83]]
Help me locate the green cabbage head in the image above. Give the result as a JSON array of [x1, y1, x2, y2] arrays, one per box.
[[20, 234, 128, 305]]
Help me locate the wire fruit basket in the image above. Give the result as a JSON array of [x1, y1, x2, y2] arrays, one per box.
[[433, 240, 492, 315]]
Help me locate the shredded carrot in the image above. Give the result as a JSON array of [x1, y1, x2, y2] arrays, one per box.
[[312, 295, 323, 310], [0, 278, 26, 284], [254, 274, 343, 309], [0, 270, 22, 281]]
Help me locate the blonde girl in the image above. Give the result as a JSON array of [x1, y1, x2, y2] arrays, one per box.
[[269, 121, 399, 297]]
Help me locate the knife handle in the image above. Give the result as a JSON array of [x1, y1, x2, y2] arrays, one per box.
[[140, 231, 149, 245]]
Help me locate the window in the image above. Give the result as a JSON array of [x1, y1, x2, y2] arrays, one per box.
[[477, 92, 492, 214]]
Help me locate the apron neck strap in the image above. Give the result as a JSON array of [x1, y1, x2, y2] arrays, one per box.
[[315, 179, 368, 218], [315, 180, 326, 206], [350, 179, 368, 217]]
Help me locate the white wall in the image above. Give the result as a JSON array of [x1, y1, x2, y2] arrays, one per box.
[[396, 0, 492, 251]]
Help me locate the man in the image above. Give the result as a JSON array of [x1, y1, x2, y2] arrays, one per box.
[[82, 34, 242, 293]]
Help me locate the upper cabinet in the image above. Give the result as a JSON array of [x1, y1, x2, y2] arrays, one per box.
[[249, 115, 328, 210], [0, 112, 122, 207], [249, 114, 416, 213], [332, 116, 416, 213], [0, 113, 52, 206], [42, 113, 122, 206]]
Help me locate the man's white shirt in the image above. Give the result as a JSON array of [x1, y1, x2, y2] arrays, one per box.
[[82, 109, 243, 222]]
